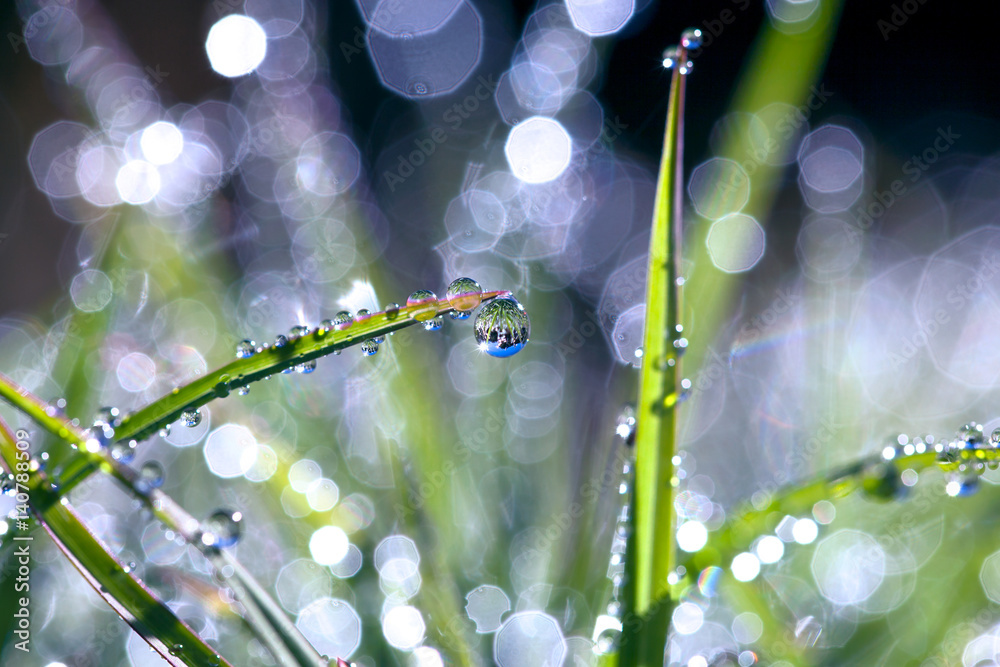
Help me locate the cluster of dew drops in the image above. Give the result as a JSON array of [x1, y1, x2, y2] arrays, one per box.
[[230, 277, 530, 399], [10, 279, 530, 555], [75, 406, 245, 551]]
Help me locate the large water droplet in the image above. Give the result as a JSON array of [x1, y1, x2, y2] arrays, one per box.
[[361, 339, 379, 356], [138, 461, 164, 490], [333, 311, 354, 330], [423, 316, 444, 331], [356, 308, 372, 321], [236, 340, 256, 359], [180, 409, 202, 428], [201, 509, 242, 548], [274, 334, 289, 348], [384, 303, 400, 319], [407, 290, 439, 322], [289, 325, 310, 339], [318, 319, 333, 335], [474, 297, 530, 358], [446, 277, 483, 312]]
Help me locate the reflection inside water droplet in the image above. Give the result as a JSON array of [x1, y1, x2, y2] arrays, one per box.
[[474, 297, 530, 358]]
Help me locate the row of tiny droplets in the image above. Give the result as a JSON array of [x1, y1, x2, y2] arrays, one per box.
[[589, 25, 703, 655], [591, 405, 637, 654]]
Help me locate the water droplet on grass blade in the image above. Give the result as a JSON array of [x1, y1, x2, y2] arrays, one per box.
[[446, 277, 483, 311], [274, 334, 289, 348], [318, 319, 333, 335], [95, 406, 120, 427], [236, 340, 256, 359], [384, 303, 400, 319], [361, 339, 379, 356], [296, 360, 317, 374], [958, 422, 984, 448], [333, 311, 354, 330], [407, 289, 439, 322], [474, 297, 530, 358], [681, 28, 703, 49], [423, 316, 444, 331], [289, 325, 310, 339], [180, 409, 202, 427], [139, 461, 164, 489], [450, 310, 471, 320], [201, 509, 242, 548]]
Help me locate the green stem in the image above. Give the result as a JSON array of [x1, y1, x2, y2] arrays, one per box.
[[622, 43, 688, 665], [0, 418, 230, 667], [20, 291, 509, 495]]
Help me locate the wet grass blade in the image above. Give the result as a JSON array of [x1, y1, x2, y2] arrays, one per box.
[[620, 42, 690, 666], [0, 418, 230, 667]]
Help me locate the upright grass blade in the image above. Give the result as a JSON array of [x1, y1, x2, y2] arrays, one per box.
[[0, 418, 231, 667], [620, 37, 691, 666]]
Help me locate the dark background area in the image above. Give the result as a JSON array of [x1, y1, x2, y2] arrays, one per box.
[[0, 0, 996, 319]]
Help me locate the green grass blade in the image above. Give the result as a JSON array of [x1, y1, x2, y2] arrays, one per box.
[[0, 419, 230, 667], [622, 44, 689, 665]]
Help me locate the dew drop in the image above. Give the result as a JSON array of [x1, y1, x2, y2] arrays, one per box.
[[356, 308, 372, 321], [296, 360, 317, 374], [201, 509, 242, 548], [237, 385, 250, 396], [991, 428, 1000, 447], [158, 424, 171, 438], [236, 339, 256, 359], [423, 316, 444, 331], [407, 289, 439, 322], [180, 409, 202, 428], [450, 310, 471, 320], [662, 46, 681, 69], [289, 325, 310, 339], [384, 303, 400, 319], [274, 334, 289, 348], [616, 405, 637, 445], [946, 473, 979, 497], [95, 406, 120, 428], [958, 422, 984, 448], [215, 375, 231, 398], [110, 440, 136, 463], [361, 339, 379, 356], [446, 277, 483, 312], [138, 461, 164, 489], [474, 297, 530, 358], [333, 311, 354, 330], [861, 462, 904, 501], [318, 319, 333, 335], [680, 28, 703, 49]]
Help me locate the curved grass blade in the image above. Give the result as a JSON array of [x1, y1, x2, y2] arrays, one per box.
[[0, 418, 230, 667], [5, 290, 510, 493]]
